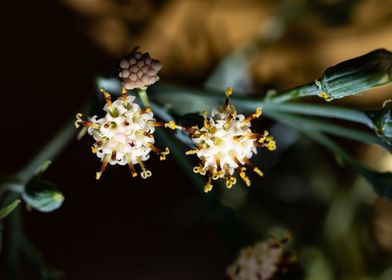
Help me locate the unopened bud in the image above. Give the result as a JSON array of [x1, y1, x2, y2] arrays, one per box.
[[315, 49, 392, 101]]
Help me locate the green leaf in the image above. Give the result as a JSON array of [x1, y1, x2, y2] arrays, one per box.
[[152, 84, 219, 115], [0, 199, 21, 220], [22, 179, 64, 213], [34, 160, 52, 177]]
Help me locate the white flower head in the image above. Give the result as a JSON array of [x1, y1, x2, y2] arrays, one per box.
[[226, 235, 292, 280], [119, 48, 162, 90], [185, 88, 276, 192], [75, 88, 169, 180]]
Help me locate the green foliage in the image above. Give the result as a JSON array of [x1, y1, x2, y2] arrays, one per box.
[[367, 100, 392, 143], [22, 179, 64, 213], [0, 199, 21, 220]]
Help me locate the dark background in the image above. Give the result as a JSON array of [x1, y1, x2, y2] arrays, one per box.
[[1, 0, 392, 279]]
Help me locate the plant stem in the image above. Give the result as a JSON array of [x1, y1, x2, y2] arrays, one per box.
[[264, 83, 319, 103], [18, 117, 78, 184], [138, 88, 151, 108], [7, 199, 21, 280], [150, 102, 194, 147]]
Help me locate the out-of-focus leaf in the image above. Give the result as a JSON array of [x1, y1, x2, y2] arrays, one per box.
[[34, 160, 52, 177], [0, 199, 21, 220], [154, 85, 219, 115], [96, 76, 122, 95], [205, 48, 254, 94], [361, 169, 392, 199], [22, 179, 64, 213], [367, 100, 392, 144]]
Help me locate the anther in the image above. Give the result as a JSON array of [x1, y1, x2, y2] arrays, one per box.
[[96, 154, 110, 180], [223, 87, 233, 112], [100, 88, 113, 108], [243, 107, 262, 124], [204, 177, 213, 193]]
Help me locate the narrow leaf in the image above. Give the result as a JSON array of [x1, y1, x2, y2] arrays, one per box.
[[0, 199, 21, 220]]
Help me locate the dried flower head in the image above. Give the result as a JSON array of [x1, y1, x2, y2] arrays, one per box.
[[226, 235, 293, 280], [75, 88, 169, 180], [185, 88, 276, 192], [119, 48, 162, 90]]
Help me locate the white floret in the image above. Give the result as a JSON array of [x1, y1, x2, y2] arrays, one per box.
[[88, 95, 155, 166]]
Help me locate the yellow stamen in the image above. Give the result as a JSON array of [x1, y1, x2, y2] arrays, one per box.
[[96, 154, 110, 180], [143, 131, 153, 138], [149, 121, 165, 127], [224, 114, 234, 129], [164, 120, 178, 130], [75, 113, 83, 128], [111, 150, 117, 161], [225, 176, 237, 189], [141, 107, 151, 114], [320, 91, 332, 102], [242, 157, 254, 168], [230, 153, 243, 168], [203, 111, 211, 129], [239, 167, 251, 187], [253, 167, 264, 177], [100, 88, 113, 108], [243, 107, 262, 124], [137, 156, 152, 179], [121, 87, 128, 106], [91, 146, 97, 154], [258, 130, 269, 143], [212, 170, 225, 180], [216, 159, 222, 171], [265, 136, 276, 151], [148, 143, 161, 154], [186, 149, 199, 155], [75, 116, 99, 129], [249, 133, 262, 140], [193, 166, 206, 175], [204, 177, 213, 193], [160, 147, 170, 161], [223, 87, 233, 112], [126, 154, 137, 177]]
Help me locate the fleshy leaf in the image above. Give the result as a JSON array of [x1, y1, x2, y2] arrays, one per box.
[[22, 179, 64, 213]]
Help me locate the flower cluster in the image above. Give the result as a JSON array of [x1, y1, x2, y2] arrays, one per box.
[[76, 50, 276, 191], [119, 49, 162, 90], [184, 88, 276, 192], [226, 235, 294, 280], [75, 88, 169, 180]]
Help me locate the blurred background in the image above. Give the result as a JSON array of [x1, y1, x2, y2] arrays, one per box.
[[1, 0, 392, 279]]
